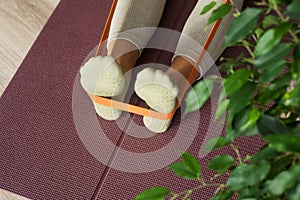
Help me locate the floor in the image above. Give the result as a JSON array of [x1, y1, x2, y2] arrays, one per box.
[[0, 0, 60, 96], [0, 0, 60, 198]]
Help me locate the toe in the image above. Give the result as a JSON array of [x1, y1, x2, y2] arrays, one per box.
[[80, 55, 125, 97]]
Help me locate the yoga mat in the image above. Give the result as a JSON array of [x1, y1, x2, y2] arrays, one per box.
[[0, 0, 120, 199], [0, 0, 263, 199], [94, 1, 264, 199]]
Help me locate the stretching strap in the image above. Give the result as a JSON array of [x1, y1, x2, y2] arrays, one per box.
[[89, 0, 231, 120]]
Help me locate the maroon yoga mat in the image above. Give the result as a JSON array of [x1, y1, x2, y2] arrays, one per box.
[[0, 0, 116, 199], [0, 0, 263, 199], [93, 1, 264, 200]]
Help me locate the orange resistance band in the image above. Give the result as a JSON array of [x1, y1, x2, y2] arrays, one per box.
[[89, 0, 231, 120], [95, 0, 118, 56]]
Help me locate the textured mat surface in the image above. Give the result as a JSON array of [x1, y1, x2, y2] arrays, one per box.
[[0, 0, 263, 199], [0, 0, 115, 199]]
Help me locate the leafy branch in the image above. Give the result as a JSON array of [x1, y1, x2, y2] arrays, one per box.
[[135, 0, 300, 199]]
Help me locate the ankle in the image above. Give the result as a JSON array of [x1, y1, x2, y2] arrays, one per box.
[[167, 56, 201, 90], [107, 39, 139, 73], [115, 50, 139, 73]]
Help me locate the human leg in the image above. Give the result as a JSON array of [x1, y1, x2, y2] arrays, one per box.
[[135, 0, 243, 132], [80, 0, 166, 120]]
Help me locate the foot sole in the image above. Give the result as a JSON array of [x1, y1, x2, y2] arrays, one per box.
[[80, 56, 128, 120], [135, 68, 179, 133]]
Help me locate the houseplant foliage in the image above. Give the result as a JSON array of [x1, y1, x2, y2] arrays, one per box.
[[136, 0, 300, 199]]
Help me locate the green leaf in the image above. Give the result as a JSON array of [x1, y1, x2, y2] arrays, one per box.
[[234, 108, 261, 135], [269, 74, 292, 91], [254, 43, 291, 68], [182, 153, 201, 177], [184, 79, 214, 116], [259, 60, 286, 83], [244, 126, 259, 137], [200, 1, 217, 15], [208, 155, 234, 173], [256, 84, 286, 105], [224, 69, 251, 96], [290, 164, 300, 178], [257, 114, 289, 135], [292, 43, 300, 79], [255, 43, 291, 83], [268, 154, 294, 179], [229, 81, 256, 115], [263, 15, 279, 29], [225, 125, 237, 141], [291, 183, 300, 200], [255, 23, 292, 56], [169, 161, 199, 179], [267, 171, 295, 196], [284, 0, 300, 19], [293, 81, 300, 104], [227, 160, 270, 191], [135, 187, 169, 200], [169, 153, 201, 179], [210, 190, 234, 200], [224, 8, 262, 46], [293, 123, 300, 135], [207, 4, 232, 26], [215, 99, 229, 119], [254, 28, 264, 39], [266, 134, 300, 153], [238, 186, 260, 199], [251, 146, 279, 164], [244, 155, 253, 162], [202, 137, 231, 152], [241, 109, 261, 131]]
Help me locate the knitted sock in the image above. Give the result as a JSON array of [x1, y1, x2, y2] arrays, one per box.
[[80, 56, 128, 120], [135, 68, 179, 133]]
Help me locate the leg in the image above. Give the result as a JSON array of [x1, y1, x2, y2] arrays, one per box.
[[107, 39, 139, 73], [173, 0, 244, 77], [80, 0, 166, 120], [135, 0, 243, 132]]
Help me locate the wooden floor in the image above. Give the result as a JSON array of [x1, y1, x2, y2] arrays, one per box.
[[0, 0, 60, 198], [0, 0, 60, 96]]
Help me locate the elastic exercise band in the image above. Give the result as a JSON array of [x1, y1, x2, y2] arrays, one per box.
[[96, 0, 118, 56]]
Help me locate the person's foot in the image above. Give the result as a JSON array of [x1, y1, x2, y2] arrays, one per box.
[[134, 68, 179, 133], [80, 55, 129, 120]]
